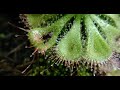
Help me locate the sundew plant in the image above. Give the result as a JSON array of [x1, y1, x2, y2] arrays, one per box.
[[18, 14, 120, 76]]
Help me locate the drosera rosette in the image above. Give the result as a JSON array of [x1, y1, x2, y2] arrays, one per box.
[[19, 14, 120, 75]]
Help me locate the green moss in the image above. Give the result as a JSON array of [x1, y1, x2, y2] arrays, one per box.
[[106, 70, 120, 76]]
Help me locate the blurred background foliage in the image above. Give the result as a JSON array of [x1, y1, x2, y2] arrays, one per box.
[[0, 14, 106, 76]]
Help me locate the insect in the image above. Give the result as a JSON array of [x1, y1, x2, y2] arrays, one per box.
[[38, 32, 53, 55], [42, 32, 53, 44]]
